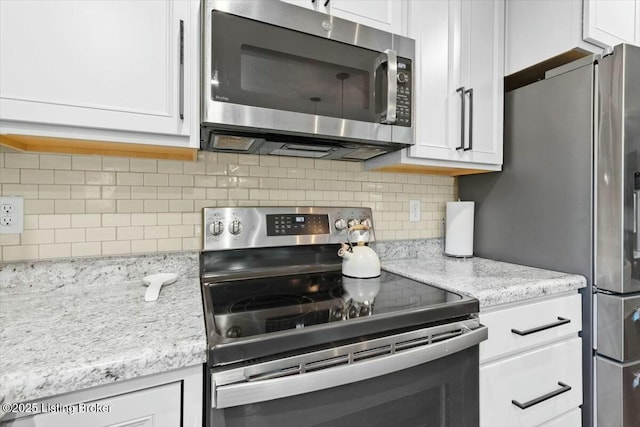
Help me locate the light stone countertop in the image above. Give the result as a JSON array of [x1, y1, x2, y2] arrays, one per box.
[[381, 255, 587, 308], [0, 240, 587, 412], [0, 253, 206, 409]]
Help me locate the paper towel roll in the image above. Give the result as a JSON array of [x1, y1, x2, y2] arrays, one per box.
[[445, 201, 474, 257]]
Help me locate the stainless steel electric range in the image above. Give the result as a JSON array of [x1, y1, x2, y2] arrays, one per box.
[[200, 207, 487, 427]]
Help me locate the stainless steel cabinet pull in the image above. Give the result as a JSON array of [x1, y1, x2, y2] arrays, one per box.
[[464, 88, 473, 151], [179, 19, 184, 121], [511, 317, 570, 336], [512, 382, 571, 409], [379, 49, 397, 124], [456, 87, 465, 150]]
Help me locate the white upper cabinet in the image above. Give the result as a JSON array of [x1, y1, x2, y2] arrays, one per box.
[[281, 0, 406, 35], [583, 0, 640, 48], [506, 0, 640, 76], [0, 0, 196, 148], [365, 0, 504, 174]]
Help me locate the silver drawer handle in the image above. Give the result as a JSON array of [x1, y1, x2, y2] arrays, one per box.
[[512, 382, 571, 409], [511, 317, 570, 336]]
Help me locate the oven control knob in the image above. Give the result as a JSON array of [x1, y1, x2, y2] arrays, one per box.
[[209, 221, 224, 236], [397, 72, 409, 84], [229, 219, 243, 235], [347, 218, 360, 229], [334, 218, 347, 231], [360, 217, 372, 228]]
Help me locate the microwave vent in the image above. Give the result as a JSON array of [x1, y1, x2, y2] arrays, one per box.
[[269, 148, 331, 158], [342, 148, 386, 160], [213, 135, 256, 151]]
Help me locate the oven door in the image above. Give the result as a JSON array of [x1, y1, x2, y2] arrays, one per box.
[[208, 321, 486, 427], [203, 0, 413, 146]]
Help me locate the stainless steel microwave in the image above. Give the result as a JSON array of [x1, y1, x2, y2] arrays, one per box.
[[201, 0, 415, 161]]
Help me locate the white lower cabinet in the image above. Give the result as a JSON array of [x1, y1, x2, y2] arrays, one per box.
[[1, 365, 202, 427], [479, 293, 583, 427], [6, 383, 180, 427]]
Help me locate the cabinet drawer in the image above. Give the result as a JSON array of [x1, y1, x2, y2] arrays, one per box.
[[480, 293, 581, 362], [596, 356, 640, 427], [540, 408, 581, 427], [480, 337, 582, 427], [5, 382, 181, 427]]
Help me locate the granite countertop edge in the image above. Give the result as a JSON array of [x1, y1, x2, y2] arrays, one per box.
[[381, 257, 587, 308]]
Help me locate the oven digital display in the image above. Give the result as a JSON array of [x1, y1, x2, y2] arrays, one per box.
[[266, 214, 330, 236]]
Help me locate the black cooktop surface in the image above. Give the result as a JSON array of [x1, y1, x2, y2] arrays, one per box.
[[202, 269, 478, 365]]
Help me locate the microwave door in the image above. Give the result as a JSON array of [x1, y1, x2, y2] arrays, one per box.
[[205, 8, 394, 143]]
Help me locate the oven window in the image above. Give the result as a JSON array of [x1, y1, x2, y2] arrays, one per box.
[[211, 11, 386, 123], [209, 347, 479, 427]]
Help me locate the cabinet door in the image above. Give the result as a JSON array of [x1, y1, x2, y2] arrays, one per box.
[[405, 0, 461, 161], [0, 0, 190, 137], [323, 0, 405, 35], [584, 0, 640, 48], [460, 0, 504, 165], [407, 0, 502, 167], [6, 382, 181, 427]]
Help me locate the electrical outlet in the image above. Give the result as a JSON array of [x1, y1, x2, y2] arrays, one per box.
[[0, 196, 24, 234], [409, 199, 421, 222]]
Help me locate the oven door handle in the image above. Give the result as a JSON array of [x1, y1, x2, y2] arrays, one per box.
[[211, 325, 487, 409]]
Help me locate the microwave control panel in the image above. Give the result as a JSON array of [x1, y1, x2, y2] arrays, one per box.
[[396, 58, 412, 127]]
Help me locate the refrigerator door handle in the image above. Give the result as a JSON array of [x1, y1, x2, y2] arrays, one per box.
[[634, 190, 640, 259]]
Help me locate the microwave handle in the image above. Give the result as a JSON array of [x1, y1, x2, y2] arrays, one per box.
[[379, 49, 398, 124]]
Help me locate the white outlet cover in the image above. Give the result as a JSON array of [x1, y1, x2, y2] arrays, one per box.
[[0, 196, 24, 234], [409, 199, 421, 222]]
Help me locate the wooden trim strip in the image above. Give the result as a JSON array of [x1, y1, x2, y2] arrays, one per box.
[[0, 134, 198, 161], [370, 164, 497, 177]]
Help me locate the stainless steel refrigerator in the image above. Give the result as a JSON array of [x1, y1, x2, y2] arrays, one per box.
[[459, 44, 640, 427]]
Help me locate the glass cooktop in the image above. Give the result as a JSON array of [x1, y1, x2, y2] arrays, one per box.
[[204, 270, 469, 340]]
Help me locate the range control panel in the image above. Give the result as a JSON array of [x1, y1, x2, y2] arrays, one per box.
[[203, 207, 374, 251]]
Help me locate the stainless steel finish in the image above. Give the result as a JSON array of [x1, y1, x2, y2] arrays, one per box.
[[211, 321, 487, 408], [202, 207, 374, 251], [596, 44, 640, 294], [635, 189, 640, 259], [596, 292, 640, 362], [596, 356, 640, 427], [228, 219, 242, 235], [459, 55, 597, 427], [209, 221, 223, 236], [464, 88, 474, 151], [202, 263, 341, 283], [456, 87, 465, 150], [544, 54, 601, 79], [201, 0, 416, 157], [380, 49, 398, 124], [179, 19, 184, 121], [460, 44, 640, 427]]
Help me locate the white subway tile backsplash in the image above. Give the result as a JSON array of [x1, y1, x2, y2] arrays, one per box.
[[0, 168, 20, 184], [54, 200, 85, 214], [102, 157, 130, 172], [71, 156, 101, 171], [39, 243, 71, 259], [102, 240, 131, 255], [1, 152, 455, 261], [85, 199, 116, 213], [85, 227, 116, 242], [54, 170, 84, 185], [21, 169, 54, 184], [130, 158, 157, 173]]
